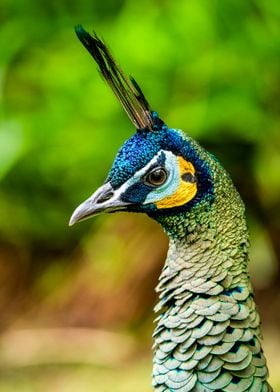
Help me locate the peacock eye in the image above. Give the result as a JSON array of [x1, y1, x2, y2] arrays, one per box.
[[144, 167, 168, 187]]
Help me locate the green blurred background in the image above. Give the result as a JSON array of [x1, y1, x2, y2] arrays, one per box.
[[0, 0, 280, 390]]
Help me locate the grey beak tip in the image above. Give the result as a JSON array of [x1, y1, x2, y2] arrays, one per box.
[[69, 215, 77, 226], [69, 207, 82, 226]]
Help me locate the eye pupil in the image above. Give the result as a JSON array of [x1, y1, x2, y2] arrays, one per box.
[[145, 168, 167, 186], [151, 170, 164, 183]]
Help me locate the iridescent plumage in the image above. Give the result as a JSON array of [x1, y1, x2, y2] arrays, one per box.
[[70, 26, 272, 391]]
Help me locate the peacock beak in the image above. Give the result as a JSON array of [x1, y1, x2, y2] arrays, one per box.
[[69, 182, 130, 226]]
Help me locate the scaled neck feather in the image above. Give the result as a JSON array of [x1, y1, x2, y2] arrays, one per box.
[[152, 171, 271, 391]]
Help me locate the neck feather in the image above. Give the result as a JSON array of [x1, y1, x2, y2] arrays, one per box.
[[152, 184, 271, 390]]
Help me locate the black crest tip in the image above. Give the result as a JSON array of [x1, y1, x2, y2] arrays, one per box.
[[74, 24, 155, 131]]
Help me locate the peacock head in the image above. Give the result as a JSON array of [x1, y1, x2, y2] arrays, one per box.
[[69, 26, 215, 227]]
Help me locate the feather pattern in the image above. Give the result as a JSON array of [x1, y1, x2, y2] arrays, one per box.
[[153, 155, 272, 391]]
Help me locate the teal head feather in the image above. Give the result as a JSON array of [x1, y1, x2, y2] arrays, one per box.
[[70, 26, 272, 391], [71, 26, 216, 231]]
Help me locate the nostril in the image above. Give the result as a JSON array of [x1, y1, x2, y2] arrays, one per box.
[[96, 191, 114, 204]]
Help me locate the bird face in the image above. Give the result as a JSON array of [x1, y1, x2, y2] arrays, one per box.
[[69, 120, 214, 226]]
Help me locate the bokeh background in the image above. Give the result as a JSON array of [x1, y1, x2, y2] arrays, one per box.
[[0, 0, 280, 390]]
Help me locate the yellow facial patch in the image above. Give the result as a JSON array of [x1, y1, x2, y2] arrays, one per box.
[[156, 157, 197, 209]]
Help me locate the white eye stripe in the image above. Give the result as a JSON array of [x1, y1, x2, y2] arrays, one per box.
[[110, 150, 180, 205], [108, 151, 169, 200], [131, 150, 169, 180], [143, 152, 180, 204]]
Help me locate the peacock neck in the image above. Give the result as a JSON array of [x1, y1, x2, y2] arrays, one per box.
[[155, 194, 251, 297], [152, 189, 271, 390], [153, 195, 254, 334]]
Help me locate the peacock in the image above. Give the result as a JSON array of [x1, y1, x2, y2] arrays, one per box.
[[70, 26, 272, 391]]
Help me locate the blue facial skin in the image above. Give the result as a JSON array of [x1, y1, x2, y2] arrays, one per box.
[[106, 113, 214, 217]]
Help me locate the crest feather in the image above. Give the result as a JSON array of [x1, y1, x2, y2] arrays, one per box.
[[75, 25, 154, 131]]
